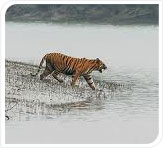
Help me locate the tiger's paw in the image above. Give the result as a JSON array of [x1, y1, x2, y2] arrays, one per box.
[[91, 86, 96, 90]]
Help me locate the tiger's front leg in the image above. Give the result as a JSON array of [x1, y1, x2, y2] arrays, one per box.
[[83, 75, 96, 90]]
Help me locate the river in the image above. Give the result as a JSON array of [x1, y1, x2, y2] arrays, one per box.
[[5, 22, 159, 144]]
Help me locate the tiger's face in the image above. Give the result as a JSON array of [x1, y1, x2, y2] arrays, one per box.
[[96, 58, 107, 73]]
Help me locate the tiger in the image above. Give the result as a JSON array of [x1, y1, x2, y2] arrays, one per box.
[[31, 52, 107, 90]]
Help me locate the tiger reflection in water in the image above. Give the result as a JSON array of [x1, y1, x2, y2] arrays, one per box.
[[31, 52, 107, 90]]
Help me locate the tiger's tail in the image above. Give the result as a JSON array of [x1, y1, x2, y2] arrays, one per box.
[[30, 54, 47, 76]]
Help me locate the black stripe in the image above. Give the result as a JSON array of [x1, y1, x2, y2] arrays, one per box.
[[64, 68, 74, 75], [65, 58, 70, 65], [86, 77, 92, 81], [72, 59, 77, 69], [88, 65, 96, 73], [68, 58, 73, 65], [62, 56, 66, 62], [66, 67, 70, 72], [88, 82, 94, 85], [62, 67, 67, 73]]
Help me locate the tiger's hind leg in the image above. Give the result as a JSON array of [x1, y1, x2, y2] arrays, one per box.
[[83, 75, 95, 90], [40, 62, 54, 80], [52, 71, 64, 83], [40, 68, 52, 80]]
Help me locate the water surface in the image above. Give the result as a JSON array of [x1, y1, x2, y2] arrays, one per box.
[[5, 22, 159, 144]]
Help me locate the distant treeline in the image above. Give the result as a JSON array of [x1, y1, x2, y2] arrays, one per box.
[[6, 4, 158, 25]]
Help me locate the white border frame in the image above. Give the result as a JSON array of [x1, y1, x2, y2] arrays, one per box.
[[0, 0, 162, 147]]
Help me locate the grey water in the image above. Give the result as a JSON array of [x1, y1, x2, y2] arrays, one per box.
[[5, 22, 159, 144]]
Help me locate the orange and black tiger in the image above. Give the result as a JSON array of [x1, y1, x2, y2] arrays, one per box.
[[31, 53, 107, 90]]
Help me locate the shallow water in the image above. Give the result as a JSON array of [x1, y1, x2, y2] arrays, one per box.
[[5, 22, 159, 144]]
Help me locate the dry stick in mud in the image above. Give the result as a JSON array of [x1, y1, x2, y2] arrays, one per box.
[[5, 100, 19, 120]]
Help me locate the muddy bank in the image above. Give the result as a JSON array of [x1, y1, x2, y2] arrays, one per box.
[[5, 60, 132, 120]]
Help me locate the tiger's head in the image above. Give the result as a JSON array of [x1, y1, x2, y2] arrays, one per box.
[[96, 58, 107, 73]]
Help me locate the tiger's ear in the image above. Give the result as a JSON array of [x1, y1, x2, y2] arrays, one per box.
[[96, 58, 100, 63]]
